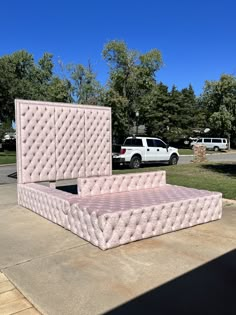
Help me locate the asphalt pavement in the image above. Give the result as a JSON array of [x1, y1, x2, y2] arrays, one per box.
[[0, 164, 17, 185], [179, 152, 236, 164]]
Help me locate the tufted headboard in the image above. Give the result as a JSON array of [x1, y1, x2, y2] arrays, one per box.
[[15, 99, 112, 184]]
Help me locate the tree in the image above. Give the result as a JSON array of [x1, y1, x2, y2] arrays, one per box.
[[100, 89, 129, 143], [47, 77, 72, 103], [0, 50, 72, 122], [175, 84, 197, 139], [102, 40, 163, 135], [209, 105, 233, 136], [67, 61, 102, 105], [103, 40, 138, 99], [143, 83, 198, 142], [142, 82, 170, 137], [0, 50, 33, 122], [201, 74, 236, 140]]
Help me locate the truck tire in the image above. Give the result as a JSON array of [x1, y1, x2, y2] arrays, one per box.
[[169, 154, 178, 165], [213, 146, 219, 152], [129, 156, 141, 169]]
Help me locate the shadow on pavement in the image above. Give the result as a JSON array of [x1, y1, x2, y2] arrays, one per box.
[[105, 250, 236, 315], [201, 163, 236, 178]]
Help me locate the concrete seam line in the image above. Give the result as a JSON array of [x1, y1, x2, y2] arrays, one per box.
[[1, 271, 43, 315], [0, 242, 90, 270]]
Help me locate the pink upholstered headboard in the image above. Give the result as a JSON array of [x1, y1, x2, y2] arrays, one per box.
[[15, 99, 112, 184]]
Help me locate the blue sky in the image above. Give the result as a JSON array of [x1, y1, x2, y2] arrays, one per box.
[[1, 0, 235, 95]]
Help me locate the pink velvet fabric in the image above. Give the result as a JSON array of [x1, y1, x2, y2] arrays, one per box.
[[72, 189, 222, 250], [15, 100, 112, 184], [15, 100, 223, 250], [77, 185, 221, 215], [77, 171, 166, 197], [55, 106, 86, 179], [18, 181, 222, 250]]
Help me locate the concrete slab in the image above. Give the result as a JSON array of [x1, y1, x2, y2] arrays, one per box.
[[3, 204, 236, 315], [0, 204, 87, 269], [0, 184, 17, 208]]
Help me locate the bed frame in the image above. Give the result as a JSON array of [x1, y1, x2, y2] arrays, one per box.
[[16, 100, 222, 250]]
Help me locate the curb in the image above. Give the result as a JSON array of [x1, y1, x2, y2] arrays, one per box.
[[179, 153, 231, 157], [0, 163, 16, 167], [223, 198, 236, 205], [179, 154, 220, 157]]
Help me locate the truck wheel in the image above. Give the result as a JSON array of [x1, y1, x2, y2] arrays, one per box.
[[213, 146, 219, 152], [129, 156, 141, 169], [169, 154, 178, 165]]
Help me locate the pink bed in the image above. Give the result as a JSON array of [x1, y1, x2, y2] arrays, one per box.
[[16, 100, 222, 250]]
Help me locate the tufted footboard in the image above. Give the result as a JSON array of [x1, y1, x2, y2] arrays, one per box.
[[77, 171, 166, 197]]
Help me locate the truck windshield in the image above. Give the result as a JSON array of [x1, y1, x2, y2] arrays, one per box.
[[124, 138, 143, 146]]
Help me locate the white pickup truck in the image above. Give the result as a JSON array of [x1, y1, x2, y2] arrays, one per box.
[[113, 136, 179, 169]]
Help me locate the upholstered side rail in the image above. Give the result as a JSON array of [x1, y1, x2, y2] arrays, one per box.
[[17, 183, 78, 227], [71, 192, 222, 250], [68, 203, 106, 249], [77, 171, 166, 197], [17, 183, 106, 247], [102, 193, 222, 250]]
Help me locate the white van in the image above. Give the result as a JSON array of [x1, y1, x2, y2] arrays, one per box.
[[190, 138, 228, 151]]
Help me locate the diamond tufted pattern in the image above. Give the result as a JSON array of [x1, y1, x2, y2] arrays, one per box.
[[18, 182, 222, 250], [17, 183, 77, 227], [76, 184, 222, 215], [16, 100, 223, 250], [91, 191, 222, 250], [77, 171, 166, 197], [85, 109, 112, 177], [15, 100, 112, 183], [16, 102, 56, 183], [55, 106, 85, 179]]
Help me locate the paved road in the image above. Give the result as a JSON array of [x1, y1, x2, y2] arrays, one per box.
[[0, 164, 17, 185], [179, 152, 236, 164], [0, 152, 235, 184]]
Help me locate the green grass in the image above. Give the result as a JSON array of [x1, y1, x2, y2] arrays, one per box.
[[178, 149, 193, 155], [1, 150, 235, 199], [0, 151, 16, 165], [113, 162, 236, 200]]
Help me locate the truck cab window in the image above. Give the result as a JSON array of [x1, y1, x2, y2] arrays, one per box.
[[154, 139, 166, 148], [124, 138, 143, 146], [147, 139, 155, 147]]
